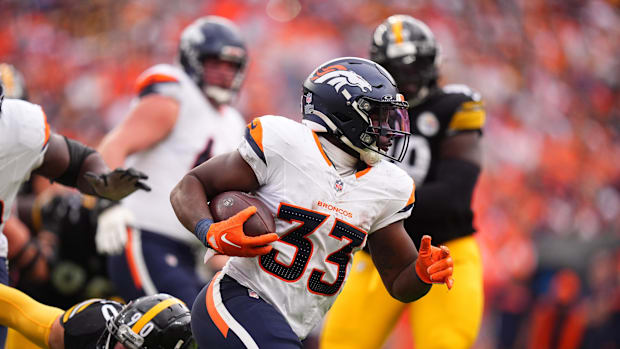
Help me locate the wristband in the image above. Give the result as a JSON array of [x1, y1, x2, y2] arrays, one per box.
[[195, 218, 214, 248]]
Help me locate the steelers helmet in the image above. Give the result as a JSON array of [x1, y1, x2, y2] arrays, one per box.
[[96, 293, 195, 349], [370, 15, 439, 105]]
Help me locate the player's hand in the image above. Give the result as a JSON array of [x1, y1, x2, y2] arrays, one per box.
[[415, 235, 454, 289], [206, 206, 278, 257], [84, 168, 150, 201], [96, 205, 134, 255]]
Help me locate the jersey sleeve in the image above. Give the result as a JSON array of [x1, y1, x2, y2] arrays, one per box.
[[12, 100, 51, 173], [134, 64, 182, 101], [61, 299, 123, 349], [443, 84, 486, 135], [370, 171, 416, 233], [237, 116, 283, 186]]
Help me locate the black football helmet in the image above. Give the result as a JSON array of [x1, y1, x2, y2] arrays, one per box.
[[370, 15, 439, 105], [302, 57, 410, 165], [96, 293, 195, 349], [178, 16, 247, 105]]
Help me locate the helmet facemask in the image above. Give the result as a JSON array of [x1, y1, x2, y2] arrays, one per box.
[[346, 96, 410, 165], [201, 46, 246, 105], [178, 16, 247, 106], [381, 55, 437, 105], [370, 15, 440, 106]]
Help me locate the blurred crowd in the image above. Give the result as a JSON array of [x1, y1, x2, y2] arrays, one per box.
[[1, 0, 619, 348]]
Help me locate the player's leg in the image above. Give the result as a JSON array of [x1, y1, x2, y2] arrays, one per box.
[[409, 236, 484, 349], [107, 228, 202, 306], [135, 230, 203, 305], [192, 272, 302, 349], [0, 284, 64, 349], [320, 251, 406, 349]]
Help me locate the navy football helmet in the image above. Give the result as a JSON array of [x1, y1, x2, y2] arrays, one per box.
[[96, 293, 195, 349], [179, 16, 247, 105], [370, 15, 439, 105], [302, 57, 410, 165]]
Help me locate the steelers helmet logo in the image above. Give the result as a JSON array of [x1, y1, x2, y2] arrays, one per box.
[[417, 111, 439, 136]]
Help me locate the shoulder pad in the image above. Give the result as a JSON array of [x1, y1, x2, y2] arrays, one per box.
[[442, 84, 482, 102], [442, 84, 486, 132], [5, 99, 50, 150], [243, 115, 303, 164], [134, 64, 182, 96]]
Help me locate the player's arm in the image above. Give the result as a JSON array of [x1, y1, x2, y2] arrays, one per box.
[[98, 94, 179, 168], [369, 222, 454, 302], [170, 150, 277, 256], [4, 216, 51, 282], [33, 133, 150, 201], [0, 284, 64, 349], [405, 106, 483, 242]]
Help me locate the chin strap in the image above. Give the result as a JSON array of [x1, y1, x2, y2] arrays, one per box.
[[204, 86, 234, 105], [338, 134, 381, 166]]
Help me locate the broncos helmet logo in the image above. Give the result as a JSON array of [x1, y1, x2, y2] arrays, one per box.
[[312, 65, 372, 93]]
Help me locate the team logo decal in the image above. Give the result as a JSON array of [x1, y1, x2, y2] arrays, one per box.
[[417, 111, 440, 136], [311, 65, 372, 93], [334, 179, 344, 192]]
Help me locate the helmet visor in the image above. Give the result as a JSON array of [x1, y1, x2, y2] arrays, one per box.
[[358, 96, 410, 162]]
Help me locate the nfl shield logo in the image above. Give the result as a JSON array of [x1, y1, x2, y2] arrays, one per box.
[[334, 179, 344, 192]]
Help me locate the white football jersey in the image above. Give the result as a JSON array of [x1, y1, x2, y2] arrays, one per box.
[[0, 99, 50, 258], [121, 64, 246, 244], [224, 116, 415, 339]]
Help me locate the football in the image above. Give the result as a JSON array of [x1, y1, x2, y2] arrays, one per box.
[[208, 191, 276, 237]]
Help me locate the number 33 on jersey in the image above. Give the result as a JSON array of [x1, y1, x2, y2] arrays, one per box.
[[223, 115, 415, 339]]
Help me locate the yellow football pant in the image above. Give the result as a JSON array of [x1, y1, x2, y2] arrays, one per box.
[[320, 236, 483, 349], [0, 284, 63, 349]]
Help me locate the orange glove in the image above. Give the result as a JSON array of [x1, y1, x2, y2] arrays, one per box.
[[200, 206, 279, 257], [415, 235, 454, 289]]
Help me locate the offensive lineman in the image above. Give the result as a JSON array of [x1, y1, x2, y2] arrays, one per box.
[[170, 57, 454, 348], [0, 83, 150, 347], [321, 15, 485, 349], [94, 16, 248, 306]]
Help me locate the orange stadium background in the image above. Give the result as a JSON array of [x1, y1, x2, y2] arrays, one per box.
[[1, 0, 619, 348]]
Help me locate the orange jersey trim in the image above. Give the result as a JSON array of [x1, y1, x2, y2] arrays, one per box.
[[248, 119, 264, 152], [312, 132, 332, 167], [355, 166, 371, 179], [245, 119, 266, 164], [125, 227, 142, 290], [206, 272, 229, 337], [134, 73, 179, 94], [41, 110, 50, 148], [406, 183, 416, 206]]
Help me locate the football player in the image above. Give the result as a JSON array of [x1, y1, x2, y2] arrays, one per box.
[[170, 57, 454, 348], [0, 283, 194, 349], [320, 15, 485, 349], [0, 81, 150, 347], [94, 16, 248, 307]]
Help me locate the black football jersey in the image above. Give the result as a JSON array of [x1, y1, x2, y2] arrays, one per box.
[[398, 84, 485, 243], [61, 298, 123, 349]]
